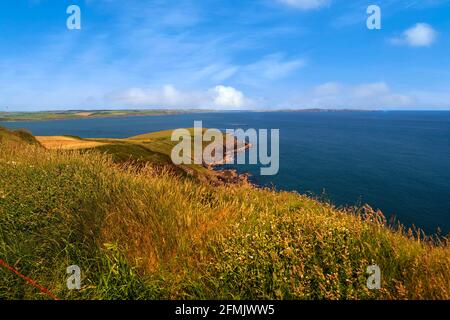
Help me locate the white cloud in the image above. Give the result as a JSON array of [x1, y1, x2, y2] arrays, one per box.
[[194, 54, 305, 87], [353, 82, 390, 98], [115, 85, 194, 108], [113, 84, 251, 109], [237, 54, 306, 87], [213, 85, 245, 108], [391, 23, 437, 47], [254, 55, 305, 80], [306, 81, 414, 109], [194, 64, 240, 83], [278, 0, 331, 10], [314, 82, 341, 95]]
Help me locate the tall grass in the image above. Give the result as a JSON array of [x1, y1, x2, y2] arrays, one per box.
[[0, 139, 448, 300]]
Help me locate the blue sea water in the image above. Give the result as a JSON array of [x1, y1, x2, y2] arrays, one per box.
[[2, 111, 449, 234]]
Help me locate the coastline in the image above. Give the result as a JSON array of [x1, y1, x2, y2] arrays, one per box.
[[205, 140, 254, 186], [0, 109, 210, 122], [3, 109, 435, 123], [4, 113, 449, 235]]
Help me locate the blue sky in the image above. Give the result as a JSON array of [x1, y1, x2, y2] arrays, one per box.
[[1, 0, 449, 111]]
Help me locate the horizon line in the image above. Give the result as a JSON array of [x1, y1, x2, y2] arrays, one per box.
[[2, 108, 450, 113]]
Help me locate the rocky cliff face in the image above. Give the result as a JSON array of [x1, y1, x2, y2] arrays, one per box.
[[200, 137, 253, 186]]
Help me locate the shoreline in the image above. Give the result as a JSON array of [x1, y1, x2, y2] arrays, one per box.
[[0, 110, 209, 122], [4, 109, 447, 123], [205, 141, 254, 186]]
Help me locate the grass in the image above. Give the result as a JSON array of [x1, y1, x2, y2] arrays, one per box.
[[0, 127, 41, 146], [0, 126, 448, 300], [0, 109, 206, 122], [37, 129, 236, 184], [35, 136, 107, 150]]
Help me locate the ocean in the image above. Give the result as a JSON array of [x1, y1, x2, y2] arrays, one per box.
[[2, 111, 449, 234]]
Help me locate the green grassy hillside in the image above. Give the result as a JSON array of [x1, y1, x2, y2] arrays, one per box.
[[0, 127, 448, 300], [0, 109, 203, 122], [38, 129, 242, 184], [0, 127, 41, 146]]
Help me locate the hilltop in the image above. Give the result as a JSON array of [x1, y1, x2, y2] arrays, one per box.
[[0, 126, 448, 300], [0, 127, 41, 146], [34, 129, 251, 185]]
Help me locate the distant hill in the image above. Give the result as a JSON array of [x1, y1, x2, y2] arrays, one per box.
[[0, 126, 41, 146], [0, 109, 207, 122], [34, 129, 249, 185]]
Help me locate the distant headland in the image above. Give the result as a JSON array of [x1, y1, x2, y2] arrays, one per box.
[[0, 109, 209, 122], [0, 108, 380, 122]]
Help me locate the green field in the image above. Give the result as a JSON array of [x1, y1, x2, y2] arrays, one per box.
[[0, 109, 206, 122], [0, 126, 448, 300], [34, 128, 237, 184]]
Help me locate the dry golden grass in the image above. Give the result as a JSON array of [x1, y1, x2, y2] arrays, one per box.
[[75, 112, 94, 117], [1, 127, 448, 300], [36, 136, 108, 150]]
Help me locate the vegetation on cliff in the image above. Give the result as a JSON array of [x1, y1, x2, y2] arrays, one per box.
[[0, 126, 448, 300]]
